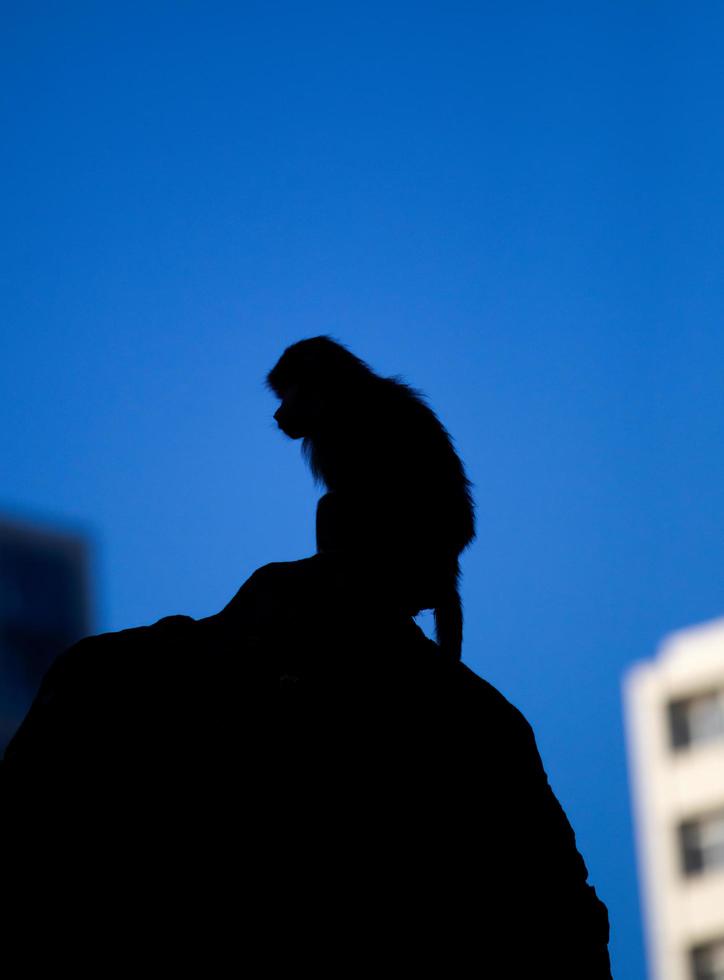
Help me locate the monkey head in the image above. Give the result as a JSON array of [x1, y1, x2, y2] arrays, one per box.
[[267, 336, 371, 439]]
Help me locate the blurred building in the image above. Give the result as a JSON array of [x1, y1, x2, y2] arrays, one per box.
[[0, 514, 93, 754], [625, 619, 724, 980]]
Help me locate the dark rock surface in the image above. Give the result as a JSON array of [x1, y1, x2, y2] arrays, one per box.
[[2, 556, 611, 975]]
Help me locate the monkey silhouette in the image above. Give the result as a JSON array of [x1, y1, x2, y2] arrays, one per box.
[[267, 336, 475, 658]]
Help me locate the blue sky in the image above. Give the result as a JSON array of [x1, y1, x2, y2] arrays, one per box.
[[3, 4, 724, 974]]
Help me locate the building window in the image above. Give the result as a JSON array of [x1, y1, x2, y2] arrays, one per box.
[[680, 809, 724, 875], [669, 690, 724, 750], [691, 938, 724, 980]]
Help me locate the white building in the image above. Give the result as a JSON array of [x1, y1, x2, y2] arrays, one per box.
[[625, 619, 724, 980]]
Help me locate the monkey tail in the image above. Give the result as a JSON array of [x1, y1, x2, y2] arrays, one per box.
[[433, 579, 464, 661]]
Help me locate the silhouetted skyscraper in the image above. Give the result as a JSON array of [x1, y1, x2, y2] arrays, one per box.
[[625, 619, 724, 980], [0, 515, 92, 753]]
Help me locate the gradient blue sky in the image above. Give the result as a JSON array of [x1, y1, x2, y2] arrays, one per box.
[[3, 4, 724, 975]]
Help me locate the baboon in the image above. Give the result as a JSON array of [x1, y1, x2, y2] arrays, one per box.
[[267, 336, 475, 659]]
